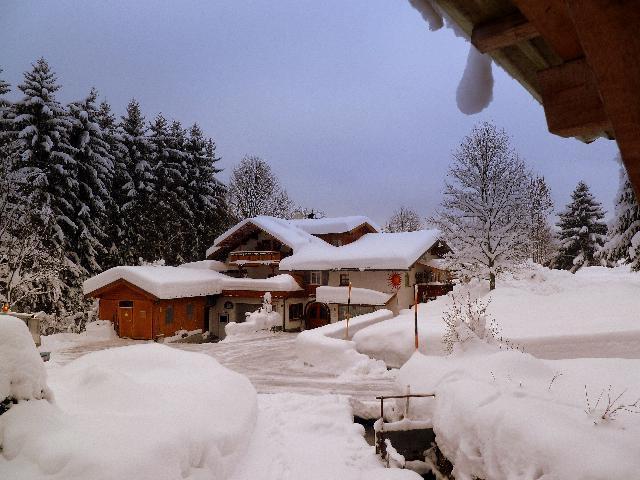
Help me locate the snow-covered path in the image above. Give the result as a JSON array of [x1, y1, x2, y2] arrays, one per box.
[[47, 333, 395, 400], [229, 393, 417, 480]]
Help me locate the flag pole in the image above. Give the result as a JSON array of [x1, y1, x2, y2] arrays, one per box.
[[346, 281, 352, 339], [414, 284, 419, 350]]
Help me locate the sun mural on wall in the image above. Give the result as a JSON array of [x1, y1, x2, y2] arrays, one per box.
[[387, 272, 402, 290]]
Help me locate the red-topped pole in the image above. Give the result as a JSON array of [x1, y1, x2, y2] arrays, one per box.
[[414, 284, 419, 350]]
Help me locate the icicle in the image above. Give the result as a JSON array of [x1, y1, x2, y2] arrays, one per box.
[[408, 0, 443, 31], [456, 45, 494, 115]]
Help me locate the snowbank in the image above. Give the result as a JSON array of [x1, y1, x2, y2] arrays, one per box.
[[396, 344, 640, 480], [40, 320, 121, 354], [354, 266, 640, 367], [316, 286, 393, 305], [296, 310, 394, 376], [0, 316, 50, 404], [0, 344, 257, 480], [225, 309, 281, 338]]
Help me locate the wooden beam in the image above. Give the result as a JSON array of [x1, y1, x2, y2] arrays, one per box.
[[472, 12, 540, 54], [537, 58, 611, 139], [512, 0, 583, 61], [565, 0, 640, 196]]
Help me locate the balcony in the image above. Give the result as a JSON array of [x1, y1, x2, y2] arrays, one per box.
[[229, 250, 282, 266]]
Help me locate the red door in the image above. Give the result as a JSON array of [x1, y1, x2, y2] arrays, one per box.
[[305, 302, 330, 329], [118, 306, 134, 338]]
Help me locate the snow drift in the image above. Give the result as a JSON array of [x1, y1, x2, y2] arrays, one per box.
[[296, 310, 393, 376], [0, 315, 51, 405], [396, 342, 640, 480], [0, 344, 257, 480]]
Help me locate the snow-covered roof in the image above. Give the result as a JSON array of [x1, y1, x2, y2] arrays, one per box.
[[206, 216, 326, 258], [83, 266, 302, 299], [423, 258, 448, 270], [316, 286, 394, 306], [279, 229, 441, 271], [287, 216, 380, 235], [180, 260, 236, 272]]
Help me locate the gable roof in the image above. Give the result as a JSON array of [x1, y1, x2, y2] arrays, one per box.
[[279, 229, 442, 271], [83, 265, 302, 299], [287, 216, 380, 235], [206, 215, 379, 258]]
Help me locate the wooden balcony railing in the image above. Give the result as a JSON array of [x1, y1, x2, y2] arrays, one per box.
[[229, 250, 282, 265]]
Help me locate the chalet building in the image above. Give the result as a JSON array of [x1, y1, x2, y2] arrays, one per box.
[[84, 215, 452, 340]]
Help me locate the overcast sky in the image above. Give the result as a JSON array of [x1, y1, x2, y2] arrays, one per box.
[[1, 0, 620, 225]]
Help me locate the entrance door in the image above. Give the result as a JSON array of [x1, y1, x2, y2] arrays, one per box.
[[118, 303, 134, 338], [305, 302, 330, 329]]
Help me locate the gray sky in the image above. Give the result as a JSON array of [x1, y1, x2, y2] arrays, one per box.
[[1, 0, 620, 225]]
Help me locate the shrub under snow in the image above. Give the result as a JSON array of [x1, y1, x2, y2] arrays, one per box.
[[0, 344, 257, 480], [0, 315, 51, 412]]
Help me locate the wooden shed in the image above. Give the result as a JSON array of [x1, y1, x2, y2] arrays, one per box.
[[87, 279, 208, 340]]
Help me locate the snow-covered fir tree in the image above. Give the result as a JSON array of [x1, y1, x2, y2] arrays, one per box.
[[0, 68, 13, 155], [148, 116, 191, 263], [598, 163, 640, 270], [228, 156, 293, 220], [554, 181, 607, 272], [385, 206, 423, 232], [67, 88, 114, 277], [431, 122, 530, 290], [12, 58, 79, 312], [184, 123, 228, 260], [526, 176, 555, 264], [95, 100, 130, 268], [119, 99, 154, 263]]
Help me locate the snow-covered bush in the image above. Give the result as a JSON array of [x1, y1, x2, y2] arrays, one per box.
[[224, 292, 281, 338], [442, 293, 497, 353], [0, 316, 52, 415]]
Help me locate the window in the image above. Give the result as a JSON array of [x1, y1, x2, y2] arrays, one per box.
[[339, 273, 350, 287], [289, 303, 303, 321], [119, 300, 133, 308], [186, 303, 194, 321], [309, 271, 322, 285], [165, 305, 174, 325]]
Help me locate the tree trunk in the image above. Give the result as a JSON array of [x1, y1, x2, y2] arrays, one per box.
[[489, 272, 496, 290]]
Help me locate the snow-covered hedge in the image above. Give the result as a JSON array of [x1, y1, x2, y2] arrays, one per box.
[[396, 341, 640, 479], [0, 344, 257, 480], [295, 309, 393, 375], [0, 315, 51, 411]]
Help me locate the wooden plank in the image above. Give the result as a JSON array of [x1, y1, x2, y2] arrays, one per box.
[[537, 58, 611, 139], [472, 12, 539, 53], [565, 0, 640, 196], [512, 0, 583, 61]]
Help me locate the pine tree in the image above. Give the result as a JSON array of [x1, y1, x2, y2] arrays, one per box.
[[148, 116, 191, 263], [12, 58, 78, 312], [68, 88, 114, 276], [554, 181, 607, 272], [185, 124, 228, 260], [119, 99, 153, 263], [599, 165, 640, 270], [96, 100, 130, 268], [0, 68, 13, 149]]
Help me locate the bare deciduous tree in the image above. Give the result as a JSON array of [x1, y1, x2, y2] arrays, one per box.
[[228, 156, 293, 220], [431, 122, 530, 290], [385, 206, 423, 232]]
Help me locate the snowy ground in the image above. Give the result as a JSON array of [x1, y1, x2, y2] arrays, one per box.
[[355, 265, 640, 367]]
